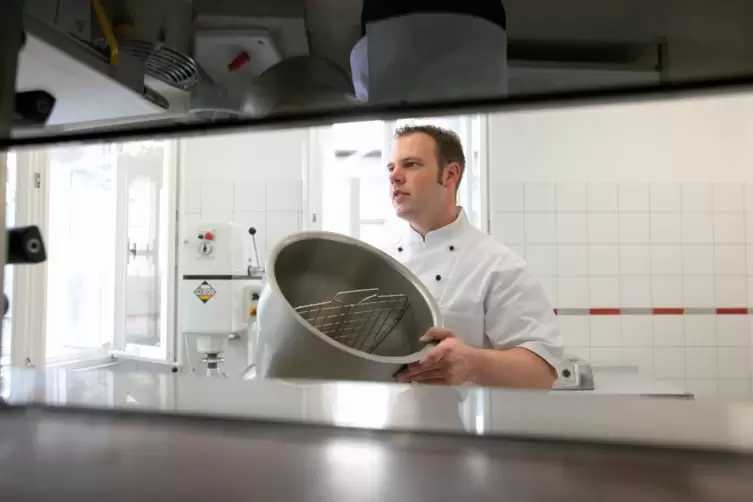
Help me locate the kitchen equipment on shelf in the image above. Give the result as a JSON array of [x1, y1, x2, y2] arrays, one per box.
[[95, 34, 200, 90], [181, 221, 263, 377], [240, 56, 358, 118], [255, 231, 442, 382]]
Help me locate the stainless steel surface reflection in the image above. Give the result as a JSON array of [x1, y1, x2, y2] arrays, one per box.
[[256, 231, 442, 381], [2, 405, 753, 502], [6, 367, 753, 453]]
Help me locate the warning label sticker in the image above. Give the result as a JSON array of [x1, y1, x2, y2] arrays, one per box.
[[194, 281, 216, 304]]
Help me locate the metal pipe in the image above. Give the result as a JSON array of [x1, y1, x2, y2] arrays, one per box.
[[0, 0, 24, 399]]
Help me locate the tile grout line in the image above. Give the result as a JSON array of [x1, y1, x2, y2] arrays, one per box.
[[586, 183, 592, 349], [678, 185, 690, 384], [615, 183, 622, 356], [553, 184, 558, 316], [712, 185, 720, 384]]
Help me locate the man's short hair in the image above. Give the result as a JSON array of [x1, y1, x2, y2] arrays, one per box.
[[395, 124, 466, 189]]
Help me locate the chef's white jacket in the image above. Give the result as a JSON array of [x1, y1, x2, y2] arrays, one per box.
[[383, 209, 563, 371]]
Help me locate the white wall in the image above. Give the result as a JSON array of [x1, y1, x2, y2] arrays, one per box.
[[177, 128, 307, 375], [180, 128, 308, 268], [488, 91, 753, 400], [175, 92, 753, 400]]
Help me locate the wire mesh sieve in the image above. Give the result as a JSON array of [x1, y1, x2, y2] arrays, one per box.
[[294, 288, 410, 353]]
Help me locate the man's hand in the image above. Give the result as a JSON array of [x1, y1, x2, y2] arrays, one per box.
[[395, 328, 479, 385]]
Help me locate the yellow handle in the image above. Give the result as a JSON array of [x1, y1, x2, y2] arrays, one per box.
[[91, 0, 119, 65]]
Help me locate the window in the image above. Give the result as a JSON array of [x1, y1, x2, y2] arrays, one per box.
[[7, 139, 177, 366], [317, 115, 486, 248], [313, 115, 488, 431], [117, 141, 172, 360], [393, 116, 485, 230]]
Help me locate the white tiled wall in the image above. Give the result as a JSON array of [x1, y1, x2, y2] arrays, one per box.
[[492, 181, 753, 310], [179, 129, 308, 267], [488, 92, 753, 400]]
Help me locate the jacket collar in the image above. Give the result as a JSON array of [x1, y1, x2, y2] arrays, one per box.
[[403, 207, 470, 245]]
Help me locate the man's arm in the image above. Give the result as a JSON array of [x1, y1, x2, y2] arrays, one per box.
[[396, 329, 556, 388], [396, 255, 562, 389], [469, 346, 557, 388], [480, 255, 563, 385]]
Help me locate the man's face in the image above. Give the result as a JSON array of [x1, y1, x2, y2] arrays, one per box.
[[388, 133, 449, 221]]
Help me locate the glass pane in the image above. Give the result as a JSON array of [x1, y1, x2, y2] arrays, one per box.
[[358, 163, 392, 221], [46, 145, 117, 359], [324, 121, 388, 238], [332, 121, 384, 153], [359, 222, 390, 250], [2, 152, 17, 364], [324, 117, 484, 245], [121, 143, 167, 359], [321, 174, 353, 236]]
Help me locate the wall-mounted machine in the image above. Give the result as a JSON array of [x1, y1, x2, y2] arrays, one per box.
[[181, 221, 263, 377]]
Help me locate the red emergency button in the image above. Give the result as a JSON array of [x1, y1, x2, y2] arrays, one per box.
[[204, 232, 214, 241]]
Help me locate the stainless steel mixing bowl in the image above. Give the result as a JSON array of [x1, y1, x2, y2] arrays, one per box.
[[255, 231, 443, 382]]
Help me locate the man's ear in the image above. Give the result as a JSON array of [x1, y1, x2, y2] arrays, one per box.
[[443, 162, 460, 188]]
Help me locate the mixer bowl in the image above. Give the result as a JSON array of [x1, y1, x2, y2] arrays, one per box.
[[255, 231, 442, 382]]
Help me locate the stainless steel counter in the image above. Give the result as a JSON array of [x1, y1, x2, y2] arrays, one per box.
[[4, 367, 753, 452], [1, 396, 752, 501], [3, 367, 753, 500]]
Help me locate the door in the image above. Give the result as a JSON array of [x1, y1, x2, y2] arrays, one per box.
[[114, 142, 169, 360], [44, 143, 118, 362]]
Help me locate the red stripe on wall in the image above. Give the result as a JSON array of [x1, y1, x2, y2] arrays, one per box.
[[551, 308, 750, 315], [716, 308, 749, 315], [653, 308, 685, 315], [589, 308, 622, 315]]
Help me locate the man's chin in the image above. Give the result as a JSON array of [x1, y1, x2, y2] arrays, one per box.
[[393, 205, 413, 220]]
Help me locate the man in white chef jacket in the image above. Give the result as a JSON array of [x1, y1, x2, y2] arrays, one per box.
[[386, 125, 563, 389]]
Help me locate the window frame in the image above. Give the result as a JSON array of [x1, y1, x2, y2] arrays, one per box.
[[304, 115, 491, 432], [10, 140, 180, 370], [305, 114, 490, 235]]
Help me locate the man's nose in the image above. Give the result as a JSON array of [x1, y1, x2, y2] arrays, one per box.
[[389, 166, 404, 183]]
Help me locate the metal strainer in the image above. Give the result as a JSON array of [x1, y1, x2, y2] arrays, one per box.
[[294, 288, 410, 354]]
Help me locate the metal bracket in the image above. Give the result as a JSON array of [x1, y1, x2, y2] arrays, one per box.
[[6, 225, 47, 265]]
